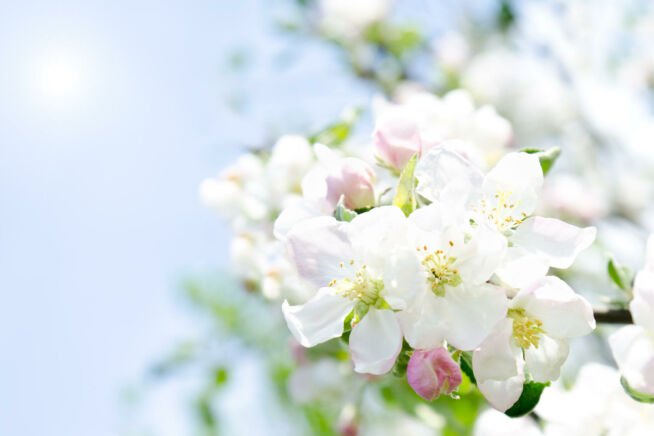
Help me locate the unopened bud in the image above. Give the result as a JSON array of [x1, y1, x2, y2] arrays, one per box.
[[407, 347, 462, 401]]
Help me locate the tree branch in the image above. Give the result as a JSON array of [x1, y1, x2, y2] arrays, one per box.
[[594, 309, 633, 324]]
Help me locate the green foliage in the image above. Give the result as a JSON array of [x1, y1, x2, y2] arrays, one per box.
[[309, 108, 362, 147], [459, 352, 476, 385], [520, 146, 561, 175], [504, 381, 550, 417], [497, 0, 515, 32], [392, 154, 418, 216], [620, 376, 654, 403], [391, 340, 413, 378], [607, 256, 634, 293]]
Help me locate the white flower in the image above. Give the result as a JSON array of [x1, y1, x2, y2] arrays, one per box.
[[610, 234, 654, 397], [281, 206, 423, 375], [376, 89, 513, 168], [416, 148, 597, 288], [274, 144, 376, 240], [473, 409, 543, 436], [398, 203, 508, 351], [537, 363, 654, 436], [318, 0, 392, 40], [473, 276, 595, 412]]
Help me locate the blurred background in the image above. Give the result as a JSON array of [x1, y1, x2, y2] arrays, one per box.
[[0, 0, 379, 434], [2, 0, 654, 435]]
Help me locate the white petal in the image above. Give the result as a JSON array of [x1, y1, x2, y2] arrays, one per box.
[[473, 318, 525, 412], [512, 276, 595, 339], [473, 409, 543, 436], [398, 289, 448, 350], [483, 152, 543, 217], [349, 308, 403, 375], [442, 284, 508, 351], [495, 247, 549, 289], [511, 217, 596, 269], [282, 288, 354, 347], [631, 270, 654, 331], [274, 201, 320, 241], [457, 224, 507, 284], [524, 335, 569, 383], [409, 202, 444, 232], [415, 146, 483, 206], [609, 325, 654, 396], [347, 205, 410, 252], [287, 216, 352, 288], [484, 152, 543, 193]]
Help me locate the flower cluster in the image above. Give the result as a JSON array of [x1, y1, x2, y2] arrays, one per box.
[[277, 131, 597, 411]]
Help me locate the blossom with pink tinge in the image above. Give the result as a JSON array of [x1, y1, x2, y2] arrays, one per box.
[[407, 347, 462, 401], [325, 157, 376, 210], [373, 110, 422, 173]]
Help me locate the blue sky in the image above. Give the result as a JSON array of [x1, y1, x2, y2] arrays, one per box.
[[0, 1, 373, 434]]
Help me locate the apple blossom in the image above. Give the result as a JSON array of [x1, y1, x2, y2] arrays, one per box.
[[324, 157, 376, 210], [372, 108, 424, 173], [610, 234, 654, 397], [281, 206, 423, 375], [407, 347, 462, 401], [398, 203, 508, 351], [416, 147, 597, 288], [537, 363, 654, 436], [473, 276, 595, 412]]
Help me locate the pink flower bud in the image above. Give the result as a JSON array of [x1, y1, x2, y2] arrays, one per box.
[[325, 158, 376, 210], [373, 111, 422, 172], [407, 347, 462, 401]]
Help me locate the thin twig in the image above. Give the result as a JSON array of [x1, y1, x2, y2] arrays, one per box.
[[594, 309, 633, 324]]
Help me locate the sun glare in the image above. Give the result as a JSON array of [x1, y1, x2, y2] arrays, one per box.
[[35, 54, 85, 102]]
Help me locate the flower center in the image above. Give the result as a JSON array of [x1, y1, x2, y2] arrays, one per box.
[[329, 261, 384, 306], [418, 244, 462, 297], [508, 308, 544, 349], [471, 189, 527, 232]]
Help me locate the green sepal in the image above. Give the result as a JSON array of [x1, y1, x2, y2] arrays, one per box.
[[504, 381, 550, 417], [334, 195, 358, 222], [392, 154, 418, 217], [520, 146, 561, 176], [621, 376, 654, 403], [608, 255, 634, 293]]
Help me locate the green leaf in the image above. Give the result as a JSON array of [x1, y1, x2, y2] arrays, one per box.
[[621, 376, 654, 403], [334, 195, 358, 222], [520, 146, 561, 175], [392, 154, 418, 217], [608, 256, 634, 292], [309, 108, 362, 147], [504, 381, 550, 417], [391, 340, 413, 377], [459, 352, 476, 385], [213, 367, 229, 387]]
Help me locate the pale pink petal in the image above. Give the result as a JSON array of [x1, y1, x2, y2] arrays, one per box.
[[287, 216, 352, 288], [407, 347, 462, 401]]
